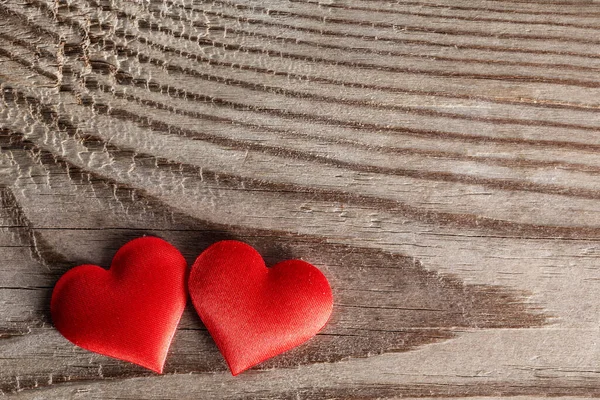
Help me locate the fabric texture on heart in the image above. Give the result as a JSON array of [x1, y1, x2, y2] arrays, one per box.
[[189, 240, 333, 375], [50, 236, 187, 373]]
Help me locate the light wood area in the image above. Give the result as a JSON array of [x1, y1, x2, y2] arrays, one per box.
[[2, 0, 600, 398]]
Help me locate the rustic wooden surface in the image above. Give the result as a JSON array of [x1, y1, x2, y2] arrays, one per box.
[[2, 0, 600, 398]]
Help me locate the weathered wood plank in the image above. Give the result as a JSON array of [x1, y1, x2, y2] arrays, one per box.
[[2, 0, 600, 398]]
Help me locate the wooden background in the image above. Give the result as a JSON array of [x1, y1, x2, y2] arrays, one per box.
[[2, 0, 600, 398]]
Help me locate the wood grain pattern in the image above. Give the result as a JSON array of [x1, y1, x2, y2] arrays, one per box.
[[2, 0, 600, 398]]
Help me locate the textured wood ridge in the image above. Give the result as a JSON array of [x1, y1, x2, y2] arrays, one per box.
[[2, 0, 600, 398]]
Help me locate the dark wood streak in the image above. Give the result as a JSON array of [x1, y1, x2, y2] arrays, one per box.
[[169, 0, 600, 46], [17, 0, 600, 80], [67, 6, 600, 125], [131, 10, 600, 76], [358, 0, 600, 10], [0, 46, 58, 82], [64, 40, 600, 137], [7, 33, 600, 185], [60, 92, 600, 202], [98, 57, 600, 133], [79, 72, 600, 150], [152, 1, 600, 71], [169, 8, 600, 61], [292, 0, 600, 30], [14, 0, 600, 63], [7, 21, 600, 159], [10, 1, 600, 113], [145, 6, 600, 87], [87, 84, 600, 175], [302, 0, 600, 18], [7, 28, 600, 165], [8, 31, 600, 231], [4, 90, 600, 242], [462, 0, 600, 6]]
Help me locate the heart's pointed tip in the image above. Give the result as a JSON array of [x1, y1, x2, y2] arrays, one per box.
[[226, 359, 250, 376], [141, 360, 164, 374]]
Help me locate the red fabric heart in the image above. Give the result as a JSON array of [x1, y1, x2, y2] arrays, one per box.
[[50, 236, 187, 373], [189, 240, 333, 375]]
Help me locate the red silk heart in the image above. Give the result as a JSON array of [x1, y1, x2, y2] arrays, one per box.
[[50, 236, 187, 373], [189, 240, 333, 375]]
